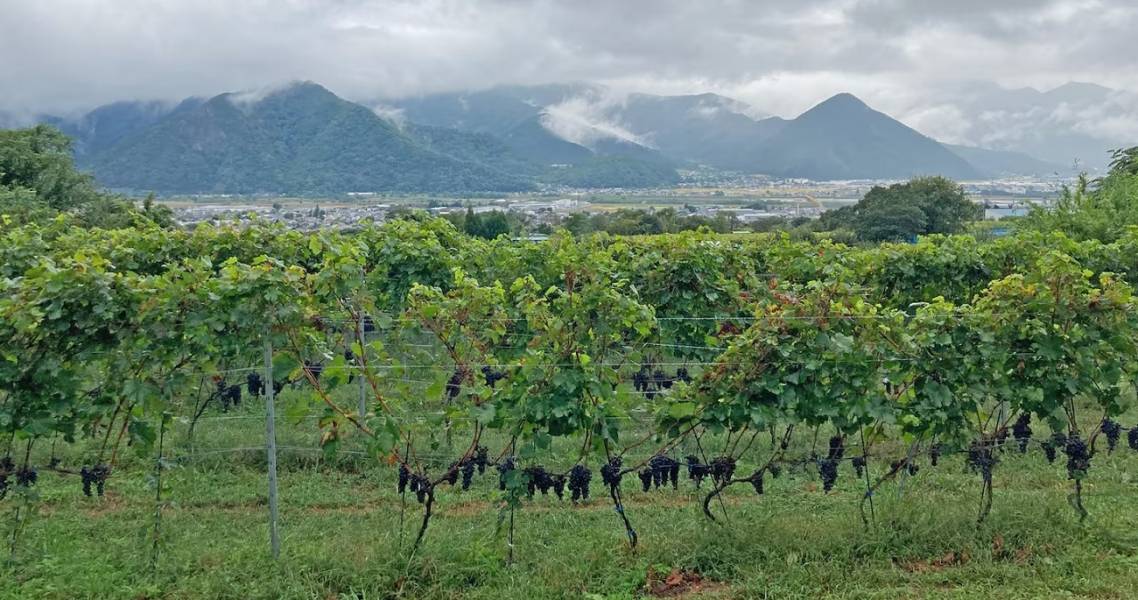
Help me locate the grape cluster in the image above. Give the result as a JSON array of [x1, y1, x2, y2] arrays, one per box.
[[929, 443, 942, 467], [303, 361, 324, 380], [568, 464, 592, 502], [1042, 431, 1066, 464], [685, 455, 710, 488], [1012, 413, 1032, 453], [1129, 427, 1138, 451], [600, 457, 624, 492], [397, 464, 411, 494], [497, 456, 517, 491], [675, 367, 692, 384], [455, 445, 490, 491], [80, 464, 111, 497], [1101, 419, 1122, 453], [1064, 435, 1090, 480], [709, 456, 736, 486], [361, 315, 376, 333], [15, 467, 37, 488], [0, 474, 7, 500], [441, 463, 459, 486], [272, 380, 285, 396], [217, 380, 241, 411], [637, 468, 653, 492], [446, 368, 465, 400], [480, 366, 506, 387], [767, 462, 782, 479], [461, 460, 476, 490], [966, 441, 998, 481], [851, 456, 866, 478], [817, 459, 839, 492], [246, 373, 264, 397], [747, 469, 765, 495], [523, 466, 563, 498], [816, 435, 845, 492], [474, 445, 489, 473], [409, 473, 432, 503], [631, 367, 678, 400], [645, 455, 680, 490]]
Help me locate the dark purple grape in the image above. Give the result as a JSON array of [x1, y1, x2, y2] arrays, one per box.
[[1012, 413, 1032, 453]]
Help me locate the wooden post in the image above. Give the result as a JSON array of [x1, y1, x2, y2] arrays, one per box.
[[264, 340, 281, 560], [357, 314, 367, 418]]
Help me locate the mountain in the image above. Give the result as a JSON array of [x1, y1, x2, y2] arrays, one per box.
[[944, 144, 1066, 178], [927, 81, 1136, 170], [749, 93, 980, 180], [79, 83, 533, 194], [607, 93, 785, 170]]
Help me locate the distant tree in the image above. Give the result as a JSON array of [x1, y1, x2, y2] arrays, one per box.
[[818, 176, 980, 242]]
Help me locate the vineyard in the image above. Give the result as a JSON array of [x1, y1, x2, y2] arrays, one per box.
[[3, 217, 1138, 598]]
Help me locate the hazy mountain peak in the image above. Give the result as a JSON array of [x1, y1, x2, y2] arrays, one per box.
[[806, 92, 871, 114]]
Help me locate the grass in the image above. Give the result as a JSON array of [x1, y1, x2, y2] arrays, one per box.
[[3, 405, 1138, 599]]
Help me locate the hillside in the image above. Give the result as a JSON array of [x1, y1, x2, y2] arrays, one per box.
[[83, 83, 533, 194], [944, 144, 1066, 177]]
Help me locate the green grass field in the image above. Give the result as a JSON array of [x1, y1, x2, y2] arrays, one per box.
[[3, 400, 1137, 600]]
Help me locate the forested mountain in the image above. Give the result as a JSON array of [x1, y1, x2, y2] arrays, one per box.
[[79, 83, 533, 194], [748, 93, 980, 180], [16, 81, 1083, 194]]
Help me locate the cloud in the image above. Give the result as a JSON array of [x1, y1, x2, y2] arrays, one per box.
[[0, 0, 1135, 165]]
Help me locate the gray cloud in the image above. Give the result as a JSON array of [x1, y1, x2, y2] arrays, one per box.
[[1, 0, 1136, 156]]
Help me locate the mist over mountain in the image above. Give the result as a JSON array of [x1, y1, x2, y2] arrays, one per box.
[[16, 80, 1110, 194]]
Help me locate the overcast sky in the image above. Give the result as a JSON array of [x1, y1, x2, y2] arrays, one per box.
[[2, 0, 1137, 135]]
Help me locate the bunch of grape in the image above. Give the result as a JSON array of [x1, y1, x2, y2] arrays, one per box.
[[827, 436, 845, 461], [497, 456, 517, 491], [647, 455, 680, 490], [1042, 431, 1067, 464], [600, 457, 624, 492], [632, 366, 678, 400], [445, 368, 464, 400], [1129, 427, 1138, 451], [637, 468, 653, 492], [441, 463, 459, 486], [474, 445, 489, 474], [929, 443, 942, 467], [362, 315, 376, 333], [80, 464, 111, 497], [768, 463, 782, 479], [461, 460, 476, 490], [851, 456, 866, 478], [685, 455, 710, 488], [966, 441, 998, 481], [272, 380, 285, 396], [217, 380, 241, 411], [551, 474, 566, 499], [480, 366, 505, 387], [0, 474, 7, 500], [409, 474, 432, 503], [246, 373, 264, 397], [397, 464, 411, 494], [524, 466, 557, 497], [1101, 419, 1122, 453], [748, 469, 765, 495], [1064, 435, 1090, 480], [994, 428, 1009, 451], [676, 367, 692, 384], [15, 467, 37, 488], [1012, 413, 1032, 453], [568, 464, 591, 502], [709, 456, 736, 486], [816, 458, 839, 492]]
